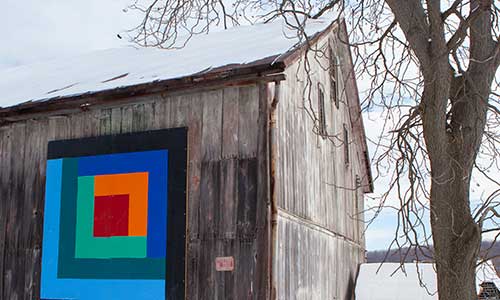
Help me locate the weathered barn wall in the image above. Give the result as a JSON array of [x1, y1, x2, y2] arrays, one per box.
[[0, 21, 369, 300], [0, 84, 270, 300], [274, 25, 366, 299], [276, 215, 360, 300]]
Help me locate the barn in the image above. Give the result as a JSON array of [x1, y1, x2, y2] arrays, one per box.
[[0, 16, 372, 300]]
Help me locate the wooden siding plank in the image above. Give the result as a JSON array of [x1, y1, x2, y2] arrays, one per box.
[[220, 239, 236, 300], [132, 103, 146, 132], [198, 161, 220, 299], [238, 86, 258, 158], [219, 159, 238, 242], [4, 123, 27, 300], [143, 101, 155, 130], [235, 158, 258, 300], [22, 119, 47, 300], [110, 107, 122, 134], [255, 83, 270, 300], [201, 90, 223, 161], [222, 87, 239, 159], [216, 86, 242, 300], [0, 126, 11, 299], [170, 94, 188, 128], [217, 159, 238, 300], [186, 100, 203, 300], [196, 88, 225, 299], [236, 159, 258, 242], [99, 108, 112, 135], [168, 92, 205, 300], [120, 105, 133, 133], [153, 95, 171, 130]]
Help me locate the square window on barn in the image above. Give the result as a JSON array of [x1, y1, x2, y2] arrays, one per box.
[[329, 44, 340, 109], [344, 123, 349, 165], [318, 84, 327, 137]]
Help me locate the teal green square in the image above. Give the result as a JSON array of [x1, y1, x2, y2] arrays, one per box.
[[74, 176, 147, 259]]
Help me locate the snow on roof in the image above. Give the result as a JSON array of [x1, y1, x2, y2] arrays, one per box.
[[0, 17, 334, 109], [355, 262, 500, 300]]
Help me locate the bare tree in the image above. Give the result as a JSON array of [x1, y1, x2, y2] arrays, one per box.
[[349, 2, 500, 299], [128, 0, 500, 299]]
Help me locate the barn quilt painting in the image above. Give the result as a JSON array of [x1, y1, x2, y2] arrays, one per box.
[[40, 128, 187, 300]]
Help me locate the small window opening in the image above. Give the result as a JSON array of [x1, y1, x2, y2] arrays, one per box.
[[329, 44, 340, 109], [318, 84, 327, 137], [344, 123, 349, 164], [355, 175, 361, 189]]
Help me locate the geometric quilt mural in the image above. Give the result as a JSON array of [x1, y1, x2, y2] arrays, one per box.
[[40, 128, 187, 300]]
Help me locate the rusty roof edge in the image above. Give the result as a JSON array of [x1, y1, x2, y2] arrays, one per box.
[[0, 57, 286, 122]]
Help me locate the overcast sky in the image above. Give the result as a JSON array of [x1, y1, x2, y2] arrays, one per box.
[[1, 0, 497, 251], [0, 0, 139, 69]]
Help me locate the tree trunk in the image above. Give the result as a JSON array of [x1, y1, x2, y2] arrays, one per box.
[[425, 73, 487, 300], [430, 164, 481, 300], [421, 51, 485, 299]]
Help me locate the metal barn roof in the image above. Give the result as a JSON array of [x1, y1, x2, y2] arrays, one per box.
[[0, 17, 333, 109]]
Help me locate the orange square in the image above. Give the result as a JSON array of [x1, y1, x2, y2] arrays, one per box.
[[94, 172, 148, 236]]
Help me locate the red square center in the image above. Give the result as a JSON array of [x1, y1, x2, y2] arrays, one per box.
[[93, 194, 129, 237]]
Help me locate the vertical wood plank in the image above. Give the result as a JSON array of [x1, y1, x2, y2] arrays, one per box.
[[121, 105, 133, 133], [4, 122, 27, 300], [110, 107, 122, 134], [185, 93, 203, 300], [235, 158, 258, 300], [214, 86, 242, 299], [22, 119, 47, 300], [99, 108, 112, 135], [217, 159, 238, 299], [219, 159, 238, 242], [255, 83, 270, 300], [201, 90, 223, 161], [0, 126, 11, 299], [222, 87, 240, 159], [170, 94, 188, 128], [132, 103, 146, 132], [198, 161, 220, 299], [238, 86, 259, 158], [153, 95, 171, 130], [143, 101, 155, 130]]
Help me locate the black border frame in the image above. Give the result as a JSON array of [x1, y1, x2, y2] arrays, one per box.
[[46, 127, 187, 299]]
